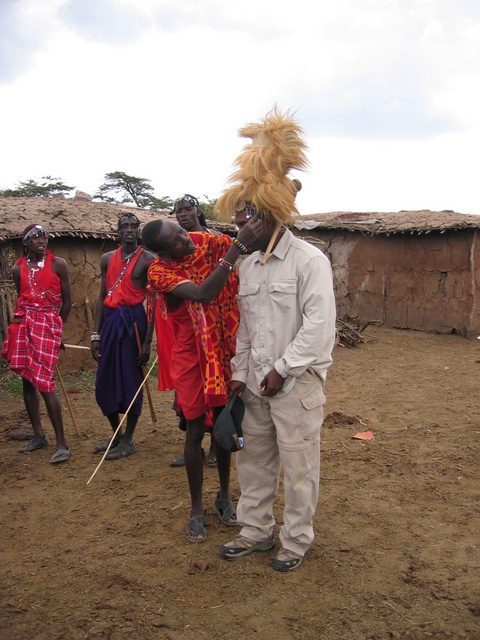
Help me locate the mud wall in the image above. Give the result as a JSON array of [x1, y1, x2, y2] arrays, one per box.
[[3, 227, 480, 373], [295, 228, 480, 336]]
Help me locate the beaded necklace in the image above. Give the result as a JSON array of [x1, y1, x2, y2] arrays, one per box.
[[26, 255, 61, 304], [105, 248, 139, 298]]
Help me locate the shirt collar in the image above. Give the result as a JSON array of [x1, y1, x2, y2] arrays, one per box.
[[253, 228, 293, 263]]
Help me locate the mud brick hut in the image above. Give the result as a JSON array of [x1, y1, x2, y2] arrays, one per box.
[[293, 210, 480, 337], [0, 194, 173, 373], [3, 197, 479, 375]]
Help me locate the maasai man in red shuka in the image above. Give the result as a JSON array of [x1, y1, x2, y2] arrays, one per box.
[[91, 214, 155, 461], [163, 194, 224, 468], [2, 224, 72, 464], [142, 215, 263, 544]]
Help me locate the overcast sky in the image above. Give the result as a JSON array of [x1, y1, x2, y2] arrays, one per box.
[[1, 0, 479, 215]]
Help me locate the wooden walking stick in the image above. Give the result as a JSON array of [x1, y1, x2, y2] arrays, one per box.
[[260, 224, 281, 265], [55, 364, 80, 436], [86, 356, 158, 485], [134, 322, 157, 423]]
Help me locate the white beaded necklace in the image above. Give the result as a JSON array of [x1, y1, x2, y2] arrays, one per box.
[[27, 256, 45, 270], [26, 255, 59, 303], [106, 248, 139, 298]]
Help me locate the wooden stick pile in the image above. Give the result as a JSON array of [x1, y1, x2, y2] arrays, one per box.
[[335, 320, 371, 348]]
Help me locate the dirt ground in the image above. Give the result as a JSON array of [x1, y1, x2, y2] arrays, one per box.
[[1, 325, 479, 640]]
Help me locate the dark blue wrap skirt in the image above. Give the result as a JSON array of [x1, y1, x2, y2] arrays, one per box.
[[95, 303, 146, 417]]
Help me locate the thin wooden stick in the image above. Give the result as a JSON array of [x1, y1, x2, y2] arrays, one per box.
[[85, 297, 92, 330], [260, 223, 281, 266], [64, 344, 90, 350], [55, 364, 80, 436], [134, 322, 157, 423], [86, 356, 158, 485]]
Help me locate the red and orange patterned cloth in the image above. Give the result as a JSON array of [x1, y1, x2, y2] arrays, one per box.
[[148, 232, 239, 411], [2, 251, 63, 393]]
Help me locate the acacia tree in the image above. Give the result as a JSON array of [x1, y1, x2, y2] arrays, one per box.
[[93, 171, 172, 210], [199, 195, 217, 220], [0, 176, 75, 198]]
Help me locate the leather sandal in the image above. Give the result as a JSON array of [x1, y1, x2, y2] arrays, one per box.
[[18, 435, 49, 453], [185, 513, 207, 543]]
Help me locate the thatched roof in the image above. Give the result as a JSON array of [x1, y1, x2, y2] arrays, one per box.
[[2, 199, 478, 242], [294, 210, 480, 235], [0, 196, 173, 242], [0, 196, 238, 242]]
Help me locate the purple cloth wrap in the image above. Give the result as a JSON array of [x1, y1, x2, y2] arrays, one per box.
[[95, 304, 146, 416]]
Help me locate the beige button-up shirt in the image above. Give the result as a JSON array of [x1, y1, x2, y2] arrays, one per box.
[[231, 229, 336, 398]]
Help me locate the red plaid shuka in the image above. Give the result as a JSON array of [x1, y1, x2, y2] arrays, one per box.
[[148, 232, 239, 403], [1, 251, 63, 393]]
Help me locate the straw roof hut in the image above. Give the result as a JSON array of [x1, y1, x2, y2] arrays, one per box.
[[294, 210, 480, 336], [0, 195, 174, 371], [2, 198, 479, 374]]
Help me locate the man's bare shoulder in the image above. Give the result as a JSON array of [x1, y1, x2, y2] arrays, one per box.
[[101, 249, 117, 263], [51, 256, 69, 273], [140, 248, 156, 262]]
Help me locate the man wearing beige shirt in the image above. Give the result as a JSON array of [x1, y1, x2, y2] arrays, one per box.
[[220, 204, 336, 572]]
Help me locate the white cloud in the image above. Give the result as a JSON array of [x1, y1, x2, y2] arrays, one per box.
[[0, 0, 59, 83], [0, 0, 479, 215], [58, 0, 149, 43]]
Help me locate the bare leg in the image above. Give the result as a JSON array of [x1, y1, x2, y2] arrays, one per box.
[[91, 413, 124, 454], [123, 413, 139, 445], [184, 415, 206, 539], [41, 391, 69, 451], [22, 379, 45, 439], [106, 412, 120, 431], [101, 412, 137, 459], [106, 413, 124, 440]]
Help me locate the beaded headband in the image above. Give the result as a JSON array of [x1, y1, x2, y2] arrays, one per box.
[[173, 194, 199, 210], [117, 214, 140, 231], [23, 225, 49, 240]]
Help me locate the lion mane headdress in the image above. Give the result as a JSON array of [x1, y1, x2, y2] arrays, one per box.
[[214, 107, 309, 226]]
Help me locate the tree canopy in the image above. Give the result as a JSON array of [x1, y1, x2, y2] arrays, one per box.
[[198, 195, 217, 220], [0, 176, 75, 198], [93, 171, 172, 210], [0, 172, 217, 218]]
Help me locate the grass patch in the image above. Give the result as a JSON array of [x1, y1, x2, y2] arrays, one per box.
[[0, 372, 23, 397], [61, 370, 96, 392], [0, 364, 158, 398]]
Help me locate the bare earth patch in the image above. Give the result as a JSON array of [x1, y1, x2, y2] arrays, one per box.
[[1, 326, 479, 639]]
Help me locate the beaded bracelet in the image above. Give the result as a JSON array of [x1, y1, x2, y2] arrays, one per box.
[[219, 258, 235, 272], [91, 332, 101, 342], [233, 237, 248, 253]]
